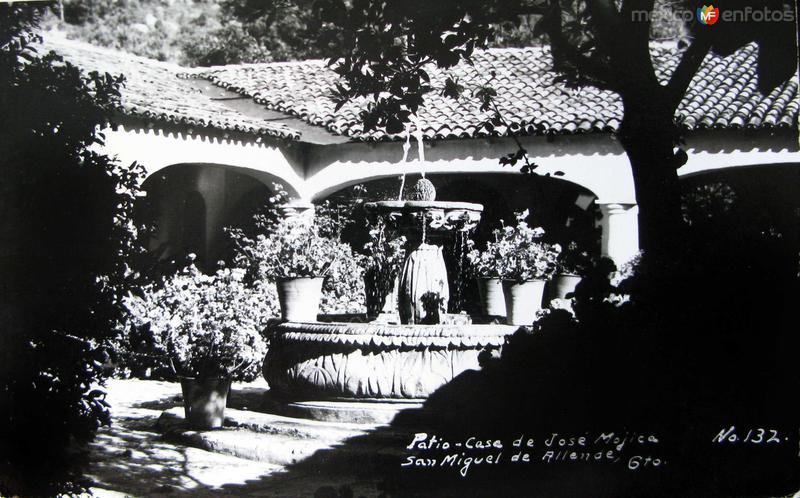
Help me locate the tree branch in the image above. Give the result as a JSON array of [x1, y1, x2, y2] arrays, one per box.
[[620, 0, 654, 47], [583, 0, 624, 46], [543, 0, 620, 92], [665, 34, 712, 111]]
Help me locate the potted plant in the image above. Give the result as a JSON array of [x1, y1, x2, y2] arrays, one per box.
[[466, 242, 506, 318], [550, 242, 593, 301], [123, 261, 273, 429], [490, 210, 561, 325], [234, 207, 356, 322], [363, 218, 407, 317]]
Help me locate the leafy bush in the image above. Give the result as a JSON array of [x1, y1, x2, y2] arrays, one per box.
[[181, 21, 272, 66], [122, 262, 273, 381], [320, 250, 367, 314], [420, 234, 800, 496], [0, 7, 144, 495], [467, 210, 561, 282], [363, 217, 406, 315], [52, 0, 222, 63], [229, 194, 366, 314]]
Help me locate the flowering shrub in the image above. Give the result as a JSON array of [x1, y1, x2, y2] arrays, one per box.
[[122, 262, 273, 381], [320, 250, 367, 314], [466, 243, 502, 278], [234, 213, 355, 280], [467, 210, 561, 283]]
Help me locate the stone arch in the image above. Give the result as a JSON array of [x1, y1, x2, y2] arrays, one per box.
[[139, 163, 284, 268], [101, 124, 308, 198], [304, 134, 636, 205], [143, 162, 301, 199], [679, 162, 800, 250], [321, 171, 602, 246]]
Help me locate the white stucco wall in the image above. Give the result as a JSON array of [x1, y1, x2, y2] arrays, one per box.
[[97, 122, 798, 268], [304, 134, 637, 204], [98, 123, 307, 198]]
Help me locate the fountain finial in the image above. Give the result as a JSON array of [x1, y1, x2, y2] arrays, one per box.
[[408, 178, 437, 202]]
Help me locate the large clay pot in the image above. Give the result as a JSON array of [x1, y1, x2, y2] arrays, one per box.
[[277, 277, 323, 322], [179, 376, 231, 430], [476, 277, 506, 318], [502, 280, 546, 325], [549, 274, 582, 301]]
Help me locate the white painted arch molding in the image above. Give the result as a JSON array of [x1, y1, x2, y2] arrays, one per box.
[[304, 134, 638, 204], [97, 124, 308, 198]]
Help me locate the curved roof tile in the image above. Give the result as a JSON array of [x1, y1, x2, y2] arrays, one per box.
[[38, 36, 300, 141], [197, 42, 797, 141], [42, 36, 797, 143]]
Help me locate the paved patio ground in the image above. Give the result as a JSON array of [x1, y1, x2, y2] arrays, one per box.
[[85, 379, 800, 498], [86, 378, 386, 498]]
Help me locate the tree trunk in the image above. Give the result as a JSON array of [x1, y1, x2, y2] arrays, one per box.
[[618, 90, 684, 260]]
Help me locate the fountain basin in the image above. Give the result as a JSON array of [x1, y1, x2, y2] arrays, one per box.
[[264, 321, 518, 400]]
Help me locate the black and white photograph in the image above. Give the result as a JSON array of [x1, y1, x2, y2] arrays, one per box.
[[1, 0, 799, 496]]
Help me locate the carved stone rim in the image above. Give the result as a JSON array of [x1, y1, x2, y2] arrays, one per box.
[[274, 321, 517, 337]]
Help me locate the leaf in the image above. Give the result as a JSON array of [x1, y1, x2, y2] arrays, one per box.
[[441, 76, 463, 100], [385, 116, 405, 134]]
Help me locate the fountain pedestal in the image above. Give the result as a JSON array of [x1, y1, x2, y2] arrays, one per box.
[[364, 201, 483, 324], [263, 198, 507, 404]]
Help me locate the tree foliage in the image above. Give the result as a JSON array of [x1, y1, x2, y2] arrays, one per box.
[[48, 0, 221, 64], [0, 6, 144, 495], [47, 0, 694, 66], [315, 0, 797, 253], [185, 0, 346, 65]]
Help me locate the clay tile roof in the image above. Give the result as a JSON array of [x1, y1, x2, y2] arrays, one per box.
[[41, 35, 798, 143], [198, 43, 798, 141], [38, 36, 300, 140]]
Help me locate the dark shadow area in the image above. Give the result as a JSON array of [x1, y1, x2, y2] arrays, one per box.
[[92, 166, 800, 497], [121, 233, 800, 497]]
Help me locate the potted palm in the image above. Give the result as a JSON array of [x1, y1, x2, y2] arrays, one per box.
[[235, 209, 356, 322], [123, 261, 273, 429], [550, 242, 593, 302], [492, 211, 561, 325]]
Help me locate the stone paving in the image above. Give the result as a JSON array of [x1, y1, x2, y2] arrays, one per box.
[[86, 379, 386, 498], [85, 379, 800, 498]]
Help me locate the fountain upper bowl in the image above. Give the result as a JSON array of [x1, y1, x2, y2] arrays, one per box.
[[364, 200, 483, 212]]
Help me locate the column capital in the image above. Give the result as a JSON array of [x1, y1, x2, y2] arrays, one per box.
[[597, 202, 637, 214], [278, 200, 315, 220]]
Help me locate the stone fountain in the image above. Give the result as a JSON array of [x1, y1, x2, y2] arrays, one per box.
[[264, 180, 519, 404]]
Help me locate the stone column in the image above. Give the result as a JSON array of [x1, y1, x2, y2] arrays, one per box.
[[278, 200, 315, 221], [597, 203, 639, 269]]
